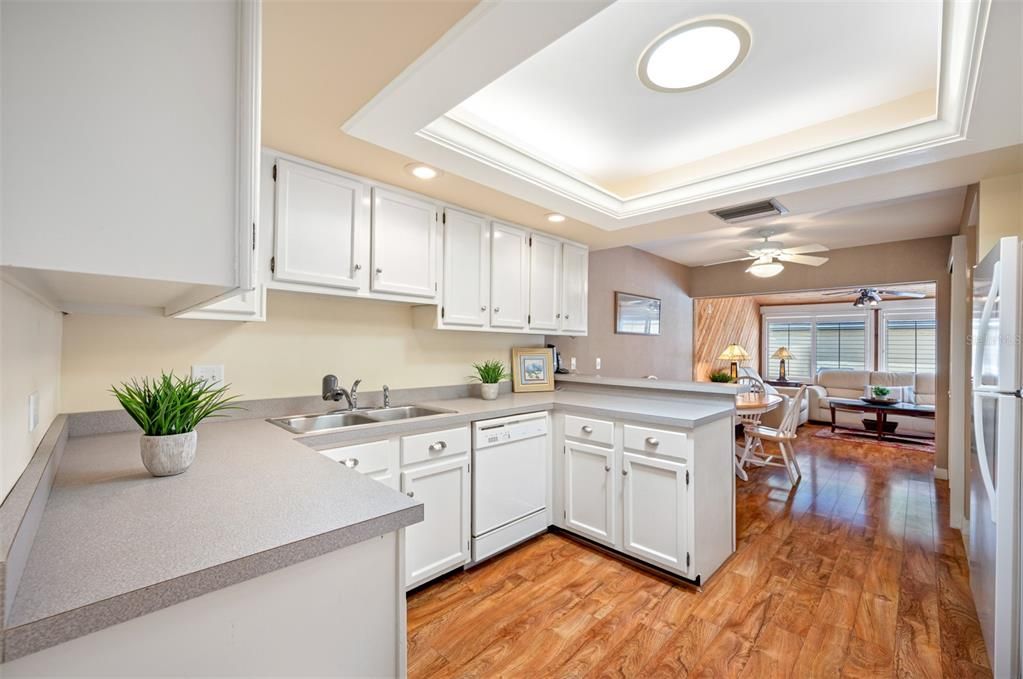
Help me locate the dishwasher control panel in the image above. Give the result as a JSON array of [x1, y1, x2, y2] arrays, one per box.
[[474, 414, 548, 448]]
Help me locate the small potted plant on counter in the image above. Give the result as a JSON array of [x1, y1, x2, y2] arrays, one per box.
[[111, 372, 241, 477], [709, 370, 735, 383], [470, 360, 510, 401]]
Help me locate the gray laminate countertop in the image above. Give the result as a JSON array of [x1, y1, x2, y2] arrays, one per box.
[[555, 373, 748, 396]]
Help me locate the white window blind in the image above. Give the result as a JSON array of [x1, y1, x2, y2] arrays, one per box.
[[765, 320, 812, 380], [815, 320, 867, 372], [885, 317, 936, 373]]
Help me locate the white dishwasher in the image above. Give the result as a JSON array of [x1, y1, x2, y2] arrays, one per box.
[[471, 412, 549, 564]]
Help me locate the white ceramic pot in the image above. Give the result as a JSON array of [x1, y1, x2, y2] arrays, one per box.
[[480, 383, 500, 401], [140, 431, 197, 477]]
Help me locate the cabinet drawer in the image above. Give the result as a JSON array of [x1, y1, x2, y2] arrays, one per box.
[[623, 425, 689, 459], [401, 426, 470, 466], [319, 439, 390, 475], [563, 415, 614, 446]]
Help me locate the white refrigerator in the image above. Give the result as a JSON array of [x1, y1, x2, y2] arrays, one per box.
[[970, 235, 1022, 679]]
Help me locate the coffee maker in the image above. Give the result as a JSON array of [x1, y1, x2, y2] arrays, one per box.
[[547, 344, 569, 374]]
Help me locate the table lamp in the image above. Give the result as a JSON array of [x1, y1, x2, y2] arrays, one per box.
[[718, 344, 751, 381], [771, 346, 793, 381]]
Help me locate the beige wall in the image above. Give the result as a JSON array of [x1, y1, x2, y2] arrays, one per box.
[[61, 291, 540, 413], [978, 172, 1023, 256], [1, 280, 63, 501], [547, 247, 693, 381]]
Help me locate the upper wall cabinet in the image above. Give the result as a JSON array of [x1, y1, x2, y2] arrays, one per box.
[[441, 208, 490, 327], [561, 242, 589, 335], [371, 189, 439, 299], [273, 159, 368, 291], [1, 0, 261, 315], [528, 234, 561, 332], [490, 223, 531, 330]]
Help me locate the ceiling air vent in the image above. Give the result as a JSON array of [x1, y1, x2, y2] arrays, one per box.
[[709, 198, 787, 224]]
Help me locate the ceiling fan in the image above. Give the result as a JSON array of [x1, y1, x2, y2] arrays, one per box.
[[822, 287, 927, 308], [703, 230, 830, 278]]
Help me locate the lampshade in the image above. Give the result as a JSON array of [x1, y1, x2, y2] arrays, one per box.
[[718, 344, 751, 361], [771, 347, 793, 360]]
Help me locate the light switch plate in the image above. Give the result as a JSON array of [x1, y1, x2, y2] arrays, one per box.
[[28, 392, 39, 432], [570, 356, 576, 371], [595, 357, 601, 370], [191, 364, 225, 387]]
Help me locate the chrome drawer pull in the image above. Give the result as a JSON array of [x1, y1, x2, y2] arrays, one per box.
[[581, 425, 594, 434], [406, 491, 414, 498], [646, 437, 660, 446], [622, 468, 629, 476], [429, 441, 447, 452], [604, 464, 611, 472], [341, 458, 359, 468]]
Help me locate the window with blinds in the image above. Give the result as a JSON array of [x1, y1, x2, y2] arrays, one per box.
[[885, 317, 936, 373], [765, 320, 812, 380], [815, 320, 867, 371]]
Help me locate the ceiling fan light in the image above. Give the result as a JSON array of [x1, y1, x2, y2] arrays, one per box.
[[747, 260, 784, 278]]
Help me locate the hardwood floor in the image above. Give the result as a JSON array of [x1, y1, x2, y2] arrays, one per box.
[[407, 424, 991, 678]]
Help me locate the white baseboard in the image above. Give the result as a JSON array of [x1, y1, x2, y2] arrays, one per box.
[[933, 466, 949, 480]]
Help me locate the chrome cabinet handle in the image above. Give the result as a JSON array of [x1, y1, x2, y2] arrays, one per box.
[[429, 441, 447, 452], [622, 468, 629, 476], [375, 267, 383, 274], [581, 425, 593, 434], [481, 306, 487, 311], [604, 464, 611, 472], [354, 263, 362, 271], [556, 313, 561, 319], [646, 437, 659, 446], [565, 314, 570, 319], [341, 458, 359, 468], [406, 490, 414, 498], [494, 307, 501, 313]]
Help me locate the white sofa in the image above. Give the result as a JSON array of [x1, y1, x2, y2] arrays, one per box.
[[807, 369, 936, 434]]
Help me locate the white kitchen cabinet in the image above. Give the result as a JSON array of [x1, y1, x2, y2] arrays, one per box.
[[273, 159, 368, 291], [564, 440, 616, 546], [371, 188, 438, 299], [622, 452, 689, 574], [489, 222, 530, 329], [318, 439, 398, 490], [441, 208, 489, 327], [528, 233, 561, 331], [560, 242, 589, 334], [1, 0, 260, 315], [401, 457, 471, 588], [176, 287, 267, 322]]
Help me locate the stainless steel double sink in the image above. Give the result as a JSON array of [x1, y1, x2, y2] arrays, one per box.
[[268, 405, 455, 434]]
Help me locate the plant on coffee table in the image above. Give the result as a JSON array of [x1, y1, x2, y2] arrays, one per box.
[[871, 386, 892, 400]]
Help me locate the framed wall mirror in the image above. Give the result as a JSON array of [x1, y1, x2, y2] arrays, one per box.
[[615, 292, 661, 335]]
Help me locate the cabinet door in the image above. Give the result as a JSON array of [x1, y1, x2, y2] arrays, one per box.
[[401, 457, 470, 588], [489, 222, 530, 329], [561, 242, 588, 334], [528, 233, 561, 331], [442, 209, 489, 327], [273, 159, 368, 290], [622, 452, 689, 573], [371, 188, 438, 298], [176, 286, 266, 322], [564, 441, 615, 546]]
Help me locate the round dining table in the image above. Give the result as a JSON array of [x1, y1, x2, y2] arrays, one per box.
[[734, 393, 783, 481]]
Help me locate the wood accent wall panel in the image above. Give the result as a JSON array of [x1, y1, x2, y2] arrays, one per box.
[[694, 297, 760, 381]]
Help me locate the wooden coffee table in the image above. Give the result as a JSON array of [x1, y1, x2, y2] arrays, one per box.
[[828, 398, 935, 442]]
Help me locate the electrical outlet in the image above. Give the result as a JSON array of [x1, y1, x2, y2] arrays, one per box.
[[570, 356, 576, 371], [191, 364, 225, 387], [595, 357, 601, 370], [28, 392, 39, 432]]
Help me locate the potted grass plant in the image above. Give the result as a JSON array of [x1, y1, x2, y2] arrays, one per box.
[[111, 373, 241, 477], [709, 370, 735, 383], [470, 360, 510, 400]]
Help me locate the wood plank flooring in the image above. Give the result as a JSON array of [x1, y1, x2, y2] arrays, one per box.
[[407, 424, 991, 678]]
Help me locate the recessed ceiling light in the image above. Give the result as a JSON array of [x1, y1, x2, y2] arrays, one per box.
[[747, 258, 784, 278], [546, 213, 566, 223], [638, 17, 751, 93], [405, 163, 441, 180]]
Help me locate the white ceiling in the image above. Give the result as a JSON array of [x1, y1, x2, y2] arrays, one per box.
[[449, 0, 940, 193], [639, 186, 967, 266]]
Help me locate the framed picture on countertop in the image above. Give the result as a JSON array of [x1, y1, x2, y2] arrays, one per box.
[[511, 347, 555, 392]]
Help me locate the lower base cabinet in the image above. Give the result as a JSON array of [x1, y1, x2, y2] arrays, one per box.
[[622, 452, 689, 573], [401, 458, 470, 589], [564, 441, 615, 546]]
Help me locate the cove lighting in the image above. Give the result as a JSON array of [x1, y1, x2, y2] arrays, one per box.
[[638, 18, 751, 93]]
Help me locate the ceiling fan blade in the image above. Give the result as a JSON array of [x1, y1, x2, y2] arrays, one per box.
[[821, 290, 860, 296], [701, 255, 755, 267], [782, 244, 829, 255], [777, 254, 829, 266], [876, 290, 927, 298]]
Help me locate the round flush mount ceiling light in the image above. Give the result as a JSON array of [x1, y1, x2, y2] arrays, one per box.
[[747, 258, 784, 278], [546, 213, 566, 223], [638, 17, 751, 93], [405, 163, 442, 180]]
